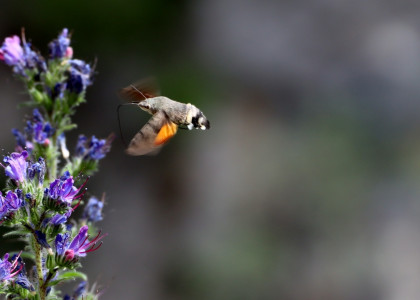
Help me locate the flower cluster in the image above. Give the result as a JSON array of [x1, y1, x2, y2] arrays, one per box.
[[76, 135, 113, 161], [0, 29, 91, 97], [59, 134, 114, 177], [0, 29, 110, 299], [12, 109, 55, 153], [0, 34, 45, 77]]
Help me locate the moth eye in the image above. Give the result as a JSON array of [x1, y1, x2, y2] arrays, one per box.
[[139, 103, 150, 110]]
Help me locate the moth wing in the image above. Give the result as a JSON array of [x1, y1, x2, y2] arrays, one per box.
[[126, 111, 177, 156], [119, 77, 160, 103]]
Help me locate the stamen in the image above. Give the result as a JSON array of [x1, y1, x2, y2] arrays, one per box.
[[71, 197, 83, 212], [81, 241, 103, 254]]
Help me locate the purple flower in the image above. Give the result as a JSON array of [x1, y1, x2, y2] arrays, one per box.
[[4, 190, 23, 210], [0, 190, 24, 220], [0, 36, 24, 67], [76, 135, 112, 161], [3, 151, 28, 183], [46, 171, 85, 206], [49, 28, 72, 59], [55, 225, 105, 263], [11, 254, 34, 291], [82, 196, 103, 223], [66, 59, 93, 94], [0, 34, 45, 76], [50, 212, 69, 225], [0, 253, 22, 282]]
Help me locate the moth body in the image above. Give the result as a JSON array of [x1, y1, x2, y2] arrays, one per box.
[[138, 96, 210, 130]]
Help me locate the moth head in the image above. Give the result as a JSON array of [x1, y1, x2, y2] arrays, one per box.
[[138, 100, 154, 114], [193, 111, 210, 130]]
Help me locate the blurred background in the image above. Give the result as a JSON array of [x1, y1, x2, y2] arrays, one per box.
[[1, 0, 420, 299]]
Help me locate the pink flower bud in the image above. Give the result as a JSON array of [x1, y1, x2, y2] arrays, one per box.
[[65, 47, 73, 58]]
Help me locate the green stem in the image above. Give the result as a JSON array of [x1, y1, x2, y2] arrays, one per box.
[[40, 269, 57, 299], [33, 236, 45, 300]]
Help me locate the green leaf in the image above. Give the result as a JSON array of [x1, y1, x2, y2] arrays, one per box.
[[49, 271, 87, 287], [3, 229, 30, 238], [58, 270, 87, 280], [61, 123, 77, 132]]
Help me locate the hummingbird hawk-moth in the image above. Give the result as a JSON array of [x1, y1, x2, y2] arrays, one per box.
[[119, 79, 210, 156]]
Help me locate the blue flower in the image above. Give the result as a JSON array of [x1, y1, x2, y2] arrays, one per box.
[[47, 177, 78, 206], [49, 28, 72, 59], [55, 225, 105, 265], [29, 109, 54, 145], [45, 171, 86, 207], [82, 196, 104, 223], [53, 82, 66, 100], [32, 108, 43, 122], [11, 128, 32, 153], [32, 122, 53, 144], [76, 135, 112, 161], [13, 109, 54, 151], [62, 281, 87, 300], [50, 212, 70, 225], [22, 41, 46, 72], [66, 59, 93, 94], [10, 254, 34, 291], [0, 253, 22, 283], [0, 190, 24, 220], [12, 128, 34, 153], [3, 151, 28, 183], [88, 136, 110, 160], [75, 135, 88, 156], [35, 230, 51, 249], [27, 157, 46, 186]]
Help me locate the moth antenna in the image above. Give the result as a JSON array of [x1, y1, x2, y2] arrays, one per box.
[[117, 103, 138, 148], [130, 84, 147, 101]]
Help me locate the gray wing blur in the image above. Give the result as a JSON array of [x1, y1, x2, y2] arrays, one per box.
[[126, 110, 167, 156], [119, 77, 160, 103]]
